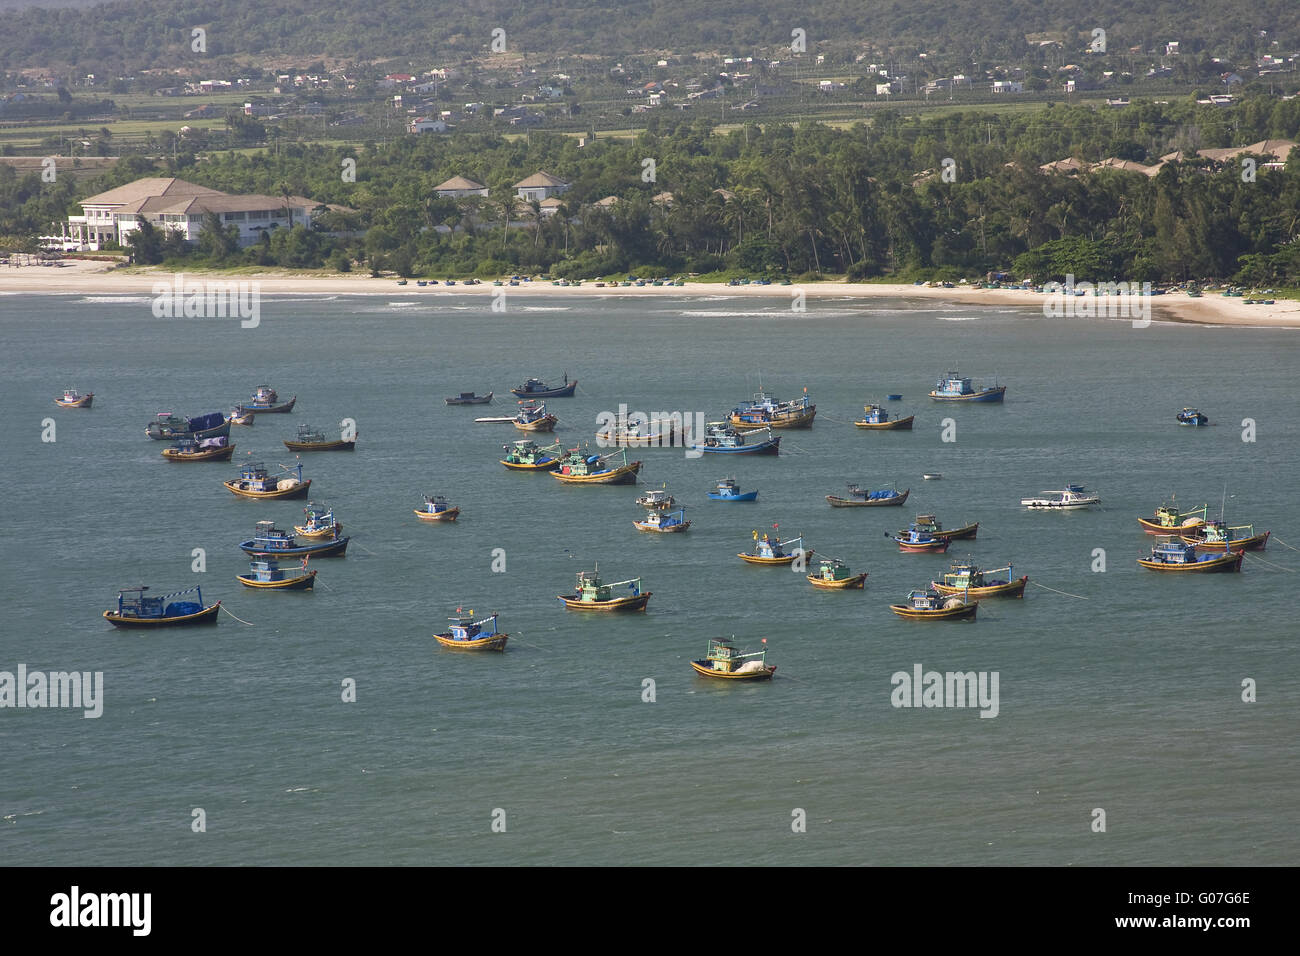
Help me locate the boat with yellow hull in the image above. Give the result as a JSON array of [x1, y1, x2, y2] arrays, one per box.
[[513, 402, 557, 432], [551, 446, 642, 485], [901, 514, 978, 541], [738, 532, 810, 565], [293, 502, 342, 539], [1138, 502, 1207, 534], [1180, 521, 1269, 552], [854, 403, 913, 429], [932, 560, 1026, 598], [558, 567, 651, 611], [224, 462, 311, 500], [889, 589, 978, 620], [55, 388, 93, 408], [162, 437, 235, 461], [689, 638, 776, 680], [1138, 538, 1244, 573], [500, 439, 562, 471], [103, 586, 220, 627], [433, 612, 508, 651], [807, 558, 866, 589], [283, 423, 356, 451], [236, 556, 316, 590], [414, 494, 460, 521]]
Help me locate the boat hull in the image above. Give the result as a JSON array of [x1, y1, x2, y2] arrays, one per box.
[[294, 523, 342, 539], [414, 508, 460, 522], [55, 395, 94, 408], [1138, 516, 1206, 534], [224, 478, 311, 499], [147, 420, 231, 441], [558, 592, 651, 611], [854, 416, 913, 430], [929, 387, 1005, 403], [238, 397, 296, 414], [283, 439, 355, 451], [1180, 531, 1268, 552], [501, 458, 559, 471], [237, 570, 316, 590], [909, 522, 978, 541], [514, 416, 557, 432], [808, 573, 867, 589], [511, 381, 577, 398], [1022, 499, 1099, 509], [162, 444, 235, 462], [738, 550, 812, 565], [434, 632, 508, 651], [1137, 552, 1244, 572], [731, 408, 816, 429], [445, 392, 493, 405], [691, 439, 780, 455], [897, 539, 950, 553], [889, 602, 978, 619], [708, 492, 759, 502], [103, 602, 221, 627], [633, 520, 690, 533], [827, 489, 910, 507], [551, 462, 642, 484], [689, 661, 776, 680], [239, 535, 349, 557], [933, 576, 1027, 598]]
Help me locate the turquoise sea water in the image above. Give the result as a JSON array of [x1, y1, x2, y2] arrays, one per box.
[[2, 291, 1297, 865]]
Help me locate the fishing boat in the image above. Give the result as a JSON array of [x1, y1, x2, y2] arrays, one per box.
[[729, 389, 816, 429], [1138, 502, 1208, 534], [237, 385, 296, 414], [500, 439, 562, 471], [708, 478, 758, 502], [551, 446, 642, 484], [236, 556, 316, 590], [294, 502, 342, 539], [511, 374, 577, 398], [54, 388, 93, 408], [689, 423, 780, 455], [889, 589, 978, 620], [445, 391, 493, 405], [1176, 407, 1209, 426], [475, 415, 518, 424], [928, 371, 1006, 403], [633, 507, 690, 533], [1020, 483, 1100, 510], [146, 411, 230, 441], [103, 585, 220, 628], [1180, 520, 1269, 552], [738, 532, 811, 565], [826, 483, 909, 507], [433, 611, 508, 651], [227, 407, 255, 426], [283, 423, 356, 451], [414, 494, 460, 521], [932, 560, 1027, 598], [223, 461, 311, 499], [239, 520, 350, 557], [513, 402, 557, 432], [922, 473, 942, 480], [596, 417, 678, 447], [636, 487, 676, 509], [893, 527, 951, 553], [161, 436, 235, 461], [807, 558, 867, 589], [901, 514, 979, 541], [689, 638, 776, 680], [854, 403, 914, 429], [1138, 538, 1244, 573], [557, 567, 651, 611]]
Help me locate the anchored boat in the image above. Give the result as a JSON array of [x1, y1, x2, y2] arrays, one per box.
[[414, 494, 460, 521], [854, 403, 913, 429], [511, 373, 576, 398], [1138, 538, 1244, 572], [633, 507, 690, 533], [239, 520, 349, 557], [551, 446, 642, 484], [690, 423, 780, 455], [237, 556, 316, 590], [224, 461, 311, 499], [237, 385, 296, 414], [514, 402, 557, 432], [932, 560, 1027, 598], [294, 502, 342, 539], [928, 371, 1005, 403], [708, 477, 758, 502], [445, 391, 493, 405], [1020, 483, 1100, 510], [162, 436, 235, 461], [729, 389, 816, 429], [596, 417, 679, 447], [501, 439, 562, 471], [739, 531, 810, 565], [889, 589, 978, 620], [227, 407, 255, 426], [146, 411, 230, 441], [434, 611, 508, 651], [827, 483, 909, 507], [636, 486, 676, 509], [103, 585, 220, 627], [558, 567, 651, 611], [901, 514, 978, 541], [807, 558, 867, 589], [283, 423, 356, 451], [893, 527, 951, 553], [1176, 407, 1209, 426], [1138, 502, 1208, 534], [54, 388, 93, 408], [689, 638, 776, 680], [1180, 520, 1269, 552]]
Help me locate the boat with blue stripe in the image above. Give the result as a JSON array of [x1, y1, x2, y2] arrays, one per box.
[[928, 371, 1006, 403], [690, 423, 780, 455], [708, 477, 758, 502], [239, 520, 349, 557]]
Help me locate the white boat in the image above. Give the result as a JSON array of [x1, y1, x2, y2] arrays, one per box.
[[1020, 483, 1100, 510], [922, 473, 942, 480]]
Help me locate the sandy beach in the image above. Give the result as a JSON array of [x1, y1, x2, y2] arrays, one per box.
[[3, 259, 1298, 328]]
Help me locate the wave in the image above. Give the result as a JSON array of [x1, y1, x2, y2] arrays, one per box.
[[78, 295, 154, 304]]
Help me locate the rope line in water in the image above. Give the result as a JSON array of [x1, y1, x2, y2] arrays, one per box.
[[1270, 536, 1299, 553], [220, 605, 256, 626], [1242, 552, 1296, 573], [1030, 581, 1089, 600]]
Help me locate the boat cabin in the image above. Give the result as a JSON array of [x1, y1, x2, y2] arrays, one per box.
[[861, 404, 890, 423], [1149, 540, 1202, 564], [115, 585, 204, 618], [815, 559, 854, 582], [422, 495, 454, 514]]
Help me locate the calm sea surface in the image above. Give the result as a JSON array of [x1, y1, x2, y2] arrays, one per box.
[[2, 290, 1297, 865]]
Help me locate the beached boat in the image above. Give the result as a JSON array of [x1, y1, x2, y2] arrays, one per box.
[[636, 487, 676, 509], [500, 439, 562, 471], [237, 385, 296, 414], [513, 402, 557, 432], [708, 477, 757, 502], [294, 502, 342, 539], [1176, 407, 1210, 426], [445, 391, 493, 405], [414, 494, 460, 521], [928, 371, 1006, 403], [932, 560, 1027, 598], [161, 436, 235, 461], [239, 520, 349, 557], [227, 407, 255, 426], [893, 527, 951, 553], [633, 507, 690, 533], [689, 423, 780, 455], [729, 390, 816, 429], [889, 589, 978, 620], [54, 388, 93, 408], [103, 585, 220, 628], [738, 532, 811, 565], [434, 611, 508, 651], [224, 461, 311, 499], [283, 423, 356, 451], [854, 403, 913, 429], [1138, 538, 1244, 573], [901, 514, 979, 541], [826, 483, 909, 507], [1180, 520, 1269, 552], [1138, 502, 1208, 534], [551, 446, 642, 484], [511, 374, 577, 398], [236, 556, 316, 590], [807, 558, 867, 589], [558, 567, 651, 611], [146, 411, 230, 441], [1020, 483, 1100, 510], [689, 638, 776, 680]]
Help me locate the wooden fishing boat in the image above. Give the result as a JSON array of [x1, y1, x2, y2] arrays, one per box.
[[739, 532, 811, 565], [827, 483, 909, 507], [1176, 407, 1209, 426], [511, 374, 576, 398], [236, 556, 316, 590], [854, 403, 913, 429], [596, 417, 679, 447], [894, 527, 950, 553], [445, 391, 493, 405], [689, 638, 776, 680], [103, 585, 220, 628], [227, 407, 255, 426], [901, 514, 978, 541], [161, 436, 235, 461], [636, 487, 676, 509], [730, 390, 816, 429], [633, 507, 690, 533], [433, 611, 508, 651], [237, 385, 296, 414], [224, 462, 311, 500], [1138, 502, 1207, 534], [294, 502, 342, 539], [146, 411, 230, 441], [239, 520, 349, 557], [889, 589, 978, 620], [1138, 538, 1244, 573], [1180, 520, 1269, 552], [283, 423, 356, 451], [414, 494, 460, 521], [807, 558, 867, 589], [500, 439, 562, 471], [1021, 483, 1100, 509], [513, 402, 557, 432], [928, 371, 1005, 403], [551, 446, 642, 484], [558, 567, 651, 611], [54, 388, 93, 408], [690, 423, 780, 455], [708, 477, 757, 502], [932, 560, 1027, 598]]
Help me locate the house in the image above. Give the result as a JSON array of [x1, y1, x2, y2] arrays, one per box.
[[992, 80, 1024, 93], [409, 117, 448, 133], [514, 172, 570, 202], [1165, 42, 1180, 55], [433, 176, 489, 199]]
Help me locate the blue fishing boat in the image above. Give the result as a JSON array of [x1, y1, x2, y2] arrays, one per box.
[[239, 520, 349, 557], [236, 555, 316, 590], [690, 423, 780, 455], [1176, 407, 1209, 426], [414, 494, 460, 521], [855, 404, 914, 430], [434, 611, 508, 651], [708, 477, 758, 502], [145, 411, 230, 441], [103, 585, 220, 627], [511, 373, 577, 398], [237, 385, 296, 414], [928, 371, 1006, 403], [633, 507, 690, 533], [1137, 538, 1243, 573], [893, 527, 950, 553]]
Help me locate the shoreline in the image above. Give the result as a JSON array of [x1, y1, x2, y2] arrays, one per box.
[[2, 261, 1298, 328]]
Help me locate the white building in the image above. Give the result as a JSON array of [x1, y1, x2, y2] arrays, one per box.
[[433, 176, 489, 199], [513, 171, 570, 202]]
